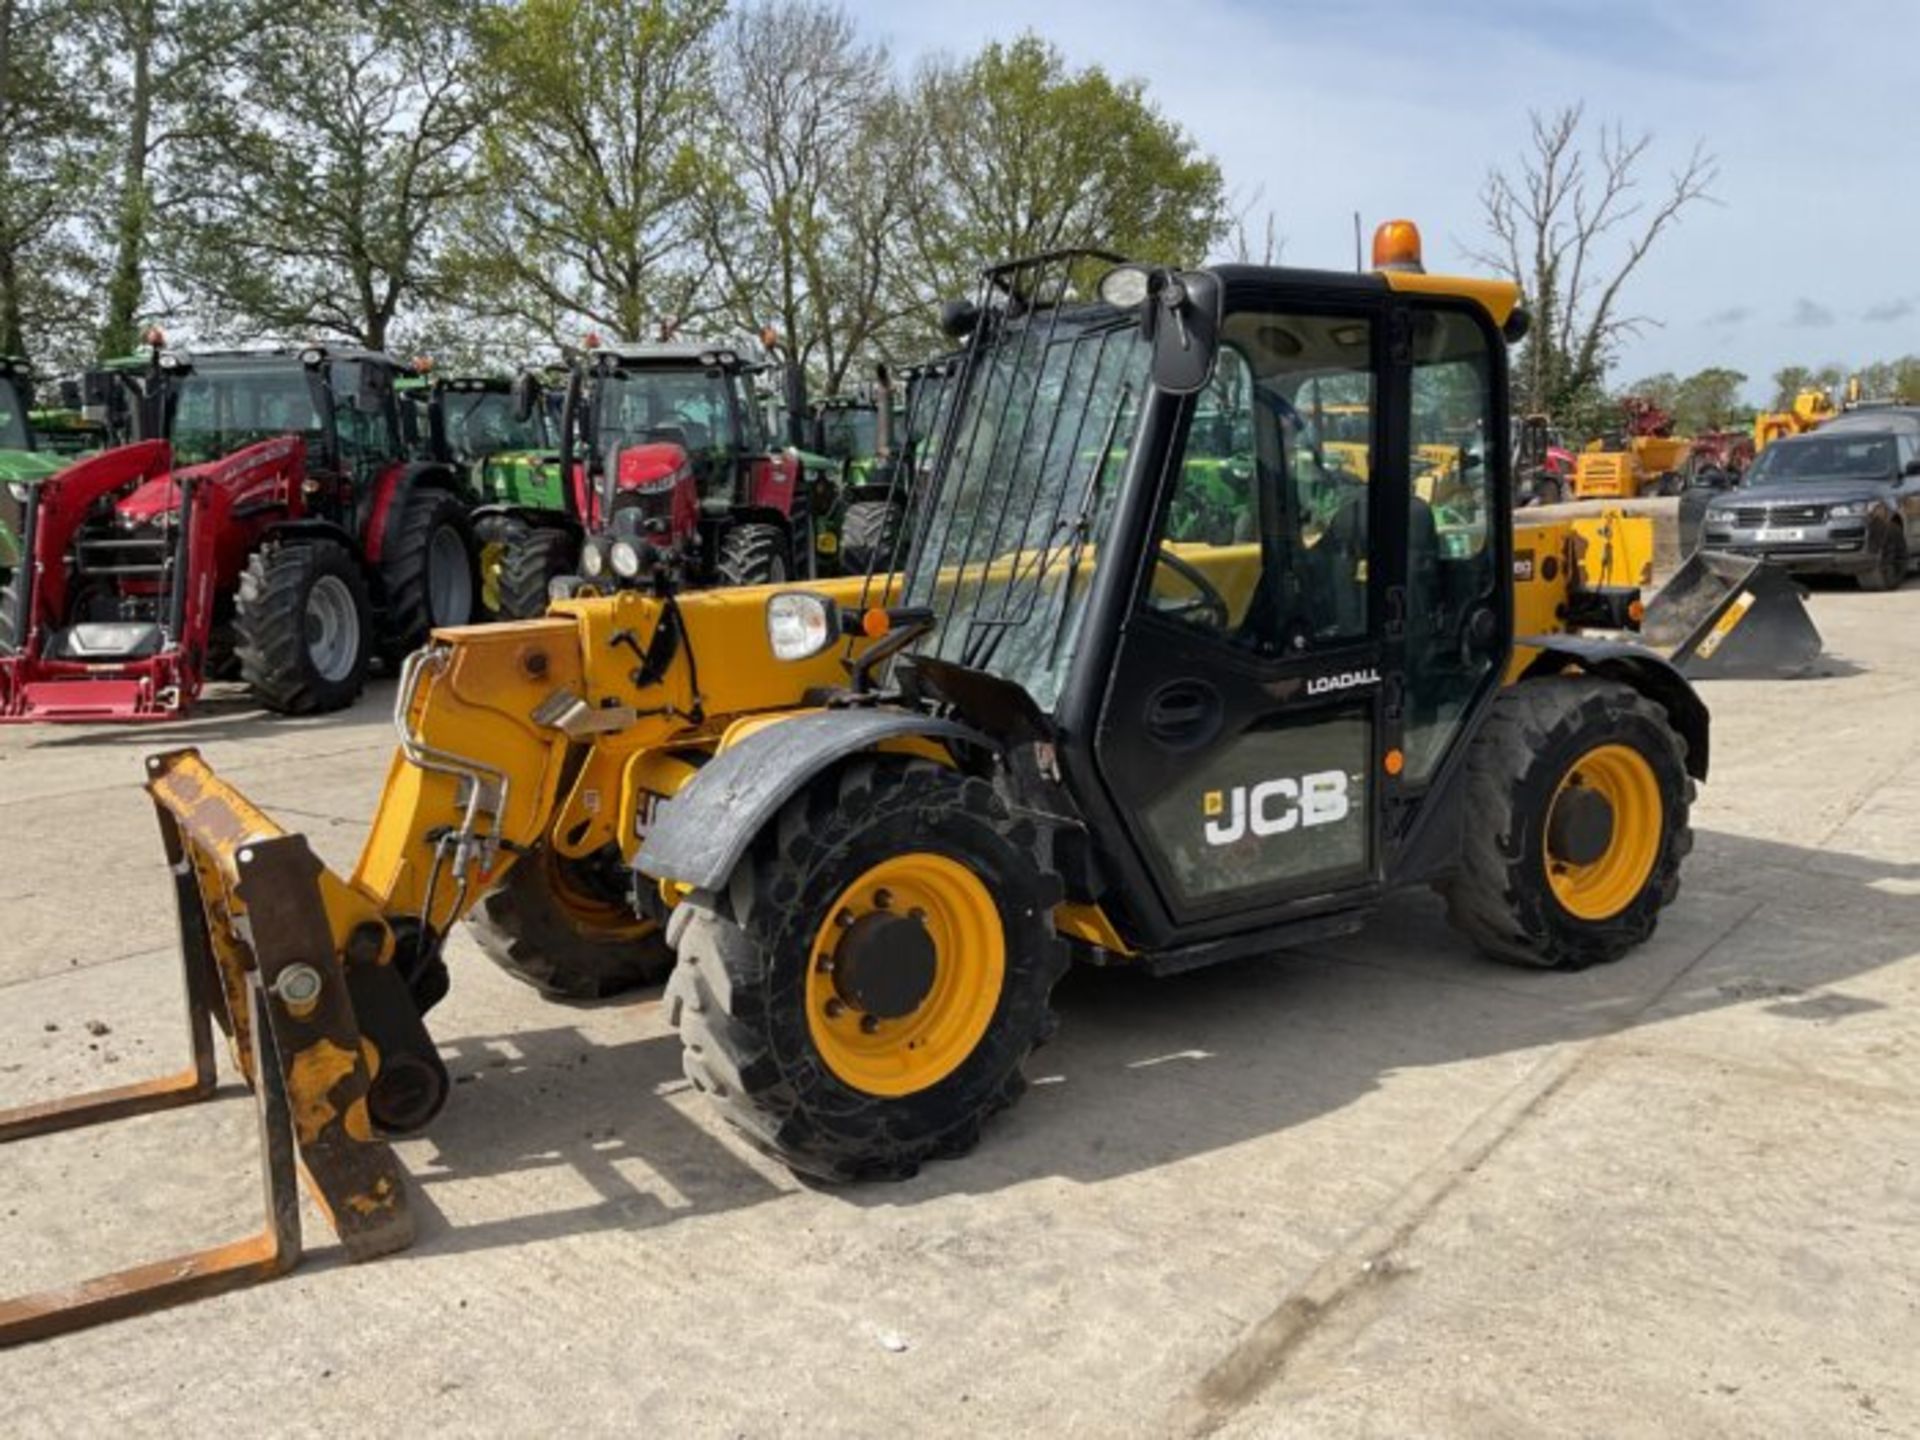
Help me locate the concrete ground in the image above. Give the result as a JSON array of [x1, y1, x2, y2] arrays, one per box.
[[1, 582, 1915, 1438]]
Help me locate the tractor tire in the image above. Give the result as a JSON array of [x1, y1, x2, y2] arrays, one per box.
[[233, 538, 372, 714], [473, 513, 527, 622], [381, 488, 476, 659], [1442, 676, 1692, 970], [1858, 524, 1907, 592], [468, 845, 674, 1000], [664, 759, 1068, 1182], [495, 525, 579, 619], [716, 522, 791, 587], [0, 568, 22, 653], [839, 499, 905, 575]]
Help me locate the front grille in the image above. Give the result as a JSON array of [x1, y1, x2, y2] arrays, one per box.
[[1733, 503, 1826, 526], [74, 533, 172, 578]]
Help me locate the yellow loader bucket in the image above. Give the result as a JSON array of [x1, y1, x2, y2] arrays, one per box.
[[1642, 551, 1825, 679], [0, 748, 412, 1347]]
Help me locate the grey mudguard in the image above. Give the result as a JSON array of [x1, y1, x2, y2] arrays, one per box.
[[635, 708, 994, 891], [1516, 633, 1711, 781]]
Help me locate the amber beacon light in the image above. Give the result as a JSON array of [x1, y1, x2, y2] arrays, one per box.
[[1371, 219, 1425, 273]]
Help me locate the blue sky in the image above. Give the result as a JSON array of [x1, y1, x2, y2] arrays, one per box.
[[843, 0, 1920, 402]]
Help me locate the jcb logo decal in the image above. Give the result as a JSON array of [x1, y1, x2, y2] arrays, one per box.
[[1203, 771, 1350, 846]]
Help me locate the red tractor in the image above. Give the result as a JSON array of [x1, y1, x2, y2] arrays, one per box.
[[490, 337, 834, 615], [0, 346, 477, 722]]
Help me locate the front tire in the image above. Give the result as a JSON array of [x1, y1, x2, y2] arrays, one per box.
[[468, 844, 673, 999], [382, 488, 476, 657], [495, 525, 578, 619], [233, 538, 372, 714], [839, 498, 905, 574], [665, 760, 1067, 1181], [1858, 524, 1907, 592], [473, 513, 526, 621], [1443, 676, 1692, 970], [716, 522, 791, 587]]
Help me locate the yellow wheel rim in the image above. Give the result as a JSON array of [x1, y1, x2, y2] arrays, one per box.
[[1544, 743, 1663, 921], [543, 848, 656, 942], [479, 540, 508, 615], [805, 853, 1005, 1098]]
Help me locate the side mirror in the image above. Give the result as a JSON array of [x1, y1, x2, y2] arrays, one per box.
[[511, 370, 541, 426], [1903, 458, 1920, 477]]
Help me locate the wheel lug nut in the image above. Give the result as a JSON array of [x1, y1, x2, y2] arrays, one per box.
[[824, 999, 845, 1019], [859, 1015, 880, 1035], [834, 909, 855, 929], [873, 888, 893, 910], [909, 907, 927, 924]]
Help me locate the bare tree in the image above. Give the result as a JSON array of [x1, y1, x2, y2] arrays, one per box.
[[1468, 104, 1717, 421], [699, 2, 917, 394]]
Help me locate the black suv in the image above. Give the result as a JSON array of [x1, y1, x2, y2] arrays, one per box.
[[1699, 409, 1920, 590]]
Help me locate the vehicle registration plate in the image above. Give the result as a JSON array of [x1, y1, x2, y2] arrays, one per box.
[[1754, 527, 1804, 542]]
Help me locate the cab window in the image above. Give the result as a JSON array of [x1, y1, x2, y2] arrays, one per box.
[[1146, 311, 1375, 655]]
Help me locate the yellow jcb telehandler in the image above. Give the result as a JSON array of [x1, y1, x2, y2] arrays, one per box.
[[1, 225, 1804, 1345]]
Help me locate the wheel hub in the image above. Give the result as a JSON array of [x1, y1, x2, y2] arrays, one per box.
[[1547, 781, 1615, 866], [831, 910, 938, 1020]]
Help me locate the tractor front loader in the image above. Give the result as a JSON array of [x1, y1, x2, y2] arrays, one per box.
[[5, 228, 1808, 1345], [0, 346, 479, 723]]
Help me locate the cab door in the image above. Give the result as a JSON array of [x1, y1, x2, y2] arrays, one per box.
[[1087, 290, 1508, 937], [1091, 294, 1400, 930]]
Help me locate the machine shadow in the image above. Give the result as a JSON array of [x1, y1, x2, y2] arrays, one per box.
[[18, 678, 400, 750], [393, 822, 1918, 1257]]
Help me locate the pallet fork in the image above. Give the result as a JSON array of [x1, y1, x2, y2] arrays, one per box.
[[0, 752, 414, 1347]]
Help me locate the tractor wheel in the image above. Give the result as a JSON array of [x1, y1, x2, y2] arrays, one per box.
[[381, 488, 476, 659], [1858, 524, 1907, 592], [468, 844, 674, 1000], [233, 538, 372, 714], [716, 522, 791, 587], [839, 498, 905, 574], [665, 759, 1068, 1182], [495, 525, 579, 619], [0, 568, 22, 653], [473, 514, 527, 621], [1442, 676, 1692, 970]]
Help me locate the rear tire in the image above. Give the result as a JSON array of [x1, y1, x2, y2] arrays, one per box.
[[468, 845, 673, 1000], [665, 760, 1067, 1182], [1858, 524, 1907, 591], [839, 498, 905, 574], [382, 488, 476, 658], [1442, 676, 1692, 970], [495, 524, 578, 619], [716, 522, 791, 587], [233, 538, 372, 714]]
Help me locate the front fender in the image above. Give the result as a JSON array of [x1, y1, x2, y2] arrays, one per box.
[[1516, 634, 1710, 780], [635, 708, 994, 890]]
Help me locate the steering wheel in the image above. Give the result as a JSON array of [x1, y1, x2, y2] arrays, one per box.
[[1152, 545, 1231, 628]]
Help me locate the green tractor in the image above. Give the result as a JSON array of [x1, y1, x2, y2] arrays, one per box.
[[413, 372, 567, 619], [0, 358, 69, 581]]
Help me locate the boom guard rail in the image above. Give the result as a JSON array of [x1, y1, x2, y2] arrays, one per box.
[[0, 748, 412, 1347]]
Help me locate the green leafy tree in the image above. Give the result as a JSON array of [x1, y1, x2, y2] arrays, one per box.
[[0, 0, 106, 362], [452, 0, 725, 344], [904, 35, 1227, 317], [160, 0, 483, 350], [1671, 366, 1746, 433], [88, 0, 297, 355]]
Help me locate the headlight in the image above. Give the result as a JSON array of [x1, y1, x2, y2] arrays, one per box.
[[609, 538, 643, 578], [766, 591, 839, 661], [580, 537, 607, 577], [1828, 500, 1876, 518], [5, 482, 27, 504], [1704, 508, 1736, 524]]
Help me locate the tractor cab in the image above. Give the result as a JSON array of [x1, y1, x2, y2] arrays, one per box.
[[487, 337, 833, 616]]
